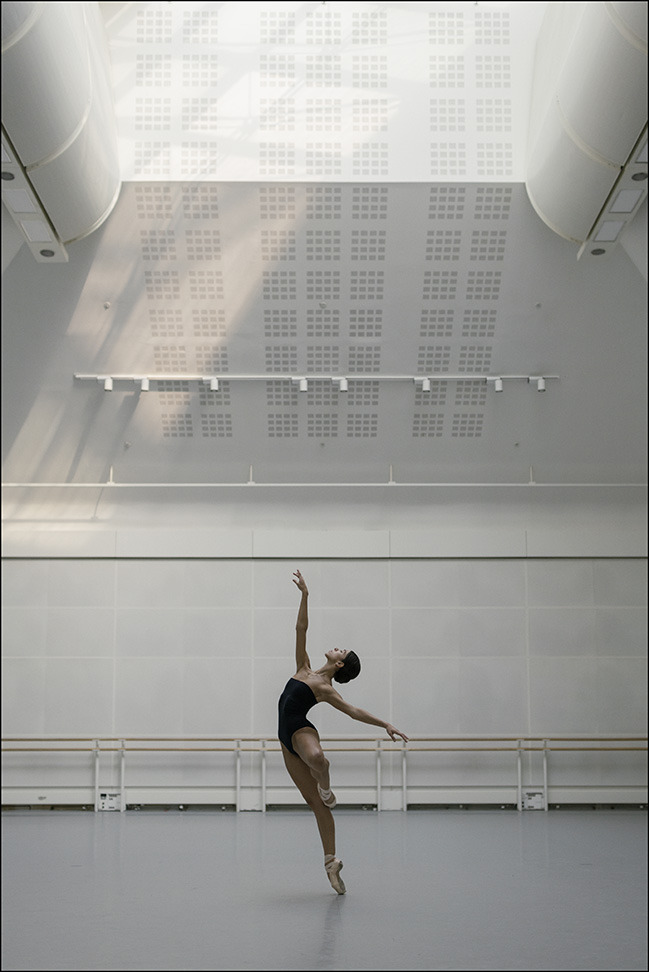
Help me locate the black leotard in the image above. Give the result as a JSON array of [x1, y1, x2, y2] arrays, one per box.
[[278, 677, 318, 755]]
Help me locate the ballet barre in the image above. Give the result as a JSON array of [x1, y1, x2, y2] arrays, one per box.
[[2, 736, 646, 813]]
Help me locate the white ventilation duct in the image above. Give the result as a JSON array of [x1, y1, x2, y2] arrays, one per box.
[[1, 1, 121, 261], [526, 1, 647, 246]]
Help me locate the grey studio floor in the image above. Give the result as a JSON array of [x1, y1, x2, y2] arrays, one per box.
[[1, 807, 647, 972]]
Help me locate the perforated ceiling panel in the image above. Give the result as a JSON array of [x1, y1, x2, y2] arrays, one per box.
[[8, 175, 575, 487], [78, 180, 526, 449], [109, 2, 546, 183], [3, 2, 645, 489]]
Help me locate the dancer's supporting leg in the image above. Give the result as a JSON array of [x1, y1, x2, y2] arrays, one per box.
[[281, 739, 345, 894]]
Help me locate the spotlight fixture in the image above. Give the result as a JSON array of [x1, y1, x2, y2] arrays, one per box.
[[1, 128, 68, 262], [494, 377, 503, 392], [209, 377, 219, 391], [140, 377, 149, 391], [298, 378, 308, 392], [579, 128, 648, 259], [336, 377, 348, 392], [421, 377, 431, 393], [536, 377, 546, 392], [99, 376, 113, 391]]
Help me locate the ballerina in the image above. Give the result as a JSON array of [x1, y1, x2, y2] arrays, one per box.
[[277, 569, 409, 894]]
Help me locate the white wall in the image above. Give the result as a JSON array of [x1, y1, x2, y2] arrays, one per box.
[[2, 554, 646, 807]]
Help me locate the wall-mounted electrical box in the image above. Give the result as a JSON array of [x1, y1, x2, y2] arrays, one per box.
[[522, 790, 545, 810], [98, 791, 121, 811]]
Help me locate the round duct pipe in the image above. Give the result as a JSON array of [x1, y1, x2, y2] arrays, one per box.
[[526, 1, 647, 244], [1, 1, 121, 246]]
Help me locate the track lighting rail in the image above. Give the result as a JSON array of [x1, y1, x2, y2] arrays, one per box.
[[73, 373, 559, 392]]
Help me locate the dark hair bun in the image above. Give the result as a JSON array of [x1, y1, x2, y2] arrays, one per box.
[[333, 650, 361, 683]]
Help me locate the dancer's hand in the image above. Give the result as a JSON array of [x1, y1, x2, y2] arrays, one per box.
[[292, 570, 308, 595], [386, 724, 409, 743]]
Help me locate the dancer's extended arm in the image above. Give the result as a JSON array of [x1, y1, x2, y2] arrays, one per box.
[[322, 687, 409, 742], [292, 570, 310, 672]]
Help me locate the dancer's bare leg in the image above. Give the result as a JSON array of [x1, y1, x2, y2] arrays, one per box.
[[291, 729, 331, 790], [281, 741, 335, 856], [281, 742, 345, 893]]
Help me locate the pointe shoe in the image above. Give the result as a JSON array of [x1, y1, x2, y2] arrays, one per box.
[[317, 784, 337, 808], [324, 856, 346, 895]]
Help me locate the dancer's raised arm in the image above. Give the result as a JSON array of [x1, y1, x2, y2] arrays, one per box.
[[292, 569, 310, 672]]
